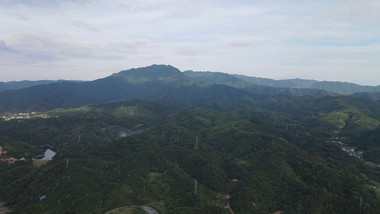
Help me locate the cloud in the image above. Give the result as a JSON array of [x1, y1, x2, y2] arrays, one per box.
[[69, 20, 102, 32], [1, 33, 164, 65], [0, 39, 58, 65], [0, 0, 379, 85], [1, 0, 92, 7], [0, 40, 15, 53]]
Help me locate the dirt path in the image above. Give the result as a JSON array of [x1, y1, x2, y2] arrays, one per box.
[[225, 202, 235, 214]]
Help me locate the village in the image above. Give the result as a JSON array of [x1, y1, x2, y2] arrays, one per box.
[[327, 137, 380, 168], [1, 112, 50, 121], [0, 146, 26, 165], [327, 137, 364, 159]]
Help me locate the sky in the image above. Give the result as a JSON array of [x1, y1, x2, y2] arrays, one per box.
[[0, 0, 379, 86]]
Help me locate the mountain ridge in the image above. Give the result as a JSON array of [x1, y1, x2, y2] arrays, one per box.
[[2, 66, 379, 95], [0, 80, 82, 93], [184, 70, 338, 97], [0, 65, 379, 113], [0, 65, 254, 112], [233, 74, 380, 95]]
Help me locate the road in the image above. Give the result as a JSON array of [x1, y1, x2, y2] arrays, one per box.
[[141, 206, 159, 214], [0, 207, 11, 214], [0, 202, 11, 214], [104, 205, 159, 214]]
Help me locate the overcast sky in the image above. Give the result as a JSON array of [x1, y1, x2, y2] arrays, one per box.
[[1, 0, 379, 85]]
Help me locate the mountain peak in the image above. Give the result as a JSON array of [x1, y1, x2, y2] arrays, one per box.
[[116, 64, 181, 78], [108, 64, 203, 87]]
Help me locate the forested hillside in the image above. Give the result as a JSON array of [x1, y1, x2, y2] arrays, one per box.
[[0, 65, 380, 213]]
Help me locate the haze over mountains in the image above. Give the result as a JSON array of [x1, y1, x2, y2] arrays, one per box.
[[0, 80, 63, 93], [1, 65, 380, 95], [234, 75, 380, 95], [0, 64, 380, 114]]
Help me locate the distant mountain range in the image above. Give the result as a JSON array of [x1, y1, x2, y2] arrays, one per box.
[[184, 70, 338, 97], [0, 80, 83, 93], [184, 70, 380, 99], [2, 67, 379, 96], [0, 65, 379, 113], [0, 65, 256, 112], [233, 74, 380, 95]]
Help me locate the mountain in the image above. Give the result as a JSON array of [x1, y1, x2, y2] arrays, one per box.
[[0, 80, 80, 93], [234, 74, 380, 95], [183, 70, 253, 88], [2, 65, 378, 114], [184, 70, 337, 97], [0, 65, 258, 113]]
